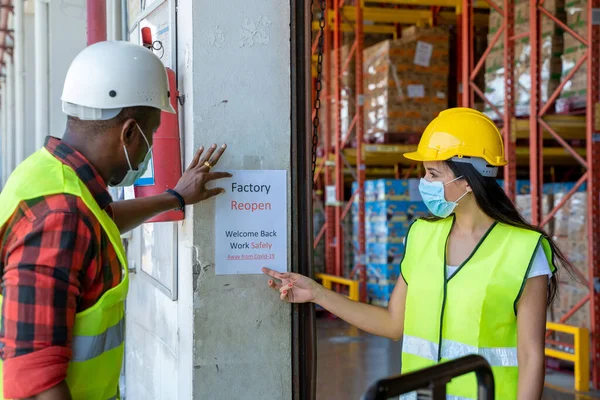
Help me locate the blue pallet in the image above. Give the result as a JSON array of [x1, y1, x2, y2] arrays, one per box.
[[543, 182, 586, 194], [352, 180, 377, 203], [367, 263, 400, 283], [365, 201, 429, 223], [366, 243, 404, 265], [353, 179, 421, 203], [373, 179, 421, 202], [366, 221, 410, 244], [495, 180, 586, 195], [367, 282, 396, 303]]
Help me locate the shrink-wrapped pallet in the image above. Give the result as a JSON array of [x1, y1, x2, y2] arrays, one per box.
[[363, 27, 449, 142], [484, 0, 564, 119]]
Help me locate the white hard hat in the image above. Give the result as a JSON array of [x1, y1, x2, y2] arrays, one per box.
[[61, 40, 176, 121]]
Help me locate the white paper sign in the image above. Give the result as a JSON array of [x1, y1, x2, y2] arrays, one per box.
[[407, 84, 425, 98], [414, 41, 434, 67], [325, 185, 337, 206], [215, 170, 287, 275]]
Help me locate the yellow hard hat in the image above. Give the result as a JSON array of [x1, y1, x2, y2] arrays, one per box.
[[403, 107, 508, 167]]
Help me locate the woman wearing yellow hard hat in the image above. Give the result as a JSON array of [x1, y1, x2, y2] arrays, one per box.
[[262, 107, 573, 399]]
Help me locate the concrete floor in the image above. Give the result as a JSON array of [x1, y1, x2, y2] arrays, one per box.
[[316, 317, 599, 400]]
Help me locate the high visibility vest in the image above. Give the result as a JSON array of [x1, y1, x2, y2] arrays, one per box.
[[400, 216, 555, 400], [0, 148, 129, 400]]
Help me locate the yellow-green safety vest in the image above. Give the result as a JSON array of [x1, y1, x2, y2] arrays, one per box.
[[400, 216, 556, 400], [0, 148, 129, 400]]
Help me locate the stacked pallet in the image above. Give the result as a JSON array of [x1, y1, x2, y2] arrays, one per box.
[[548, 186, 589, 328], [313, 198, 355, 277], [557, 0, 587, 112], [352, 179, 428, 306], [363, 27, 449, 143], [484, 0, 564, 119], [513, 182, 590, 329], [328, 43, 356, 146]]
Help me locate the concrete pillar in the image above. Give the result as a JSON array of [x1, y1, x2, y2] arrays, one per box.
[[189, 0, 292, 398], [6, 58, 14, 177], [25, 11, 36, 156], [13, 0, 25, 165], [1, 82, 6, 186], [106, 0, 122, 41], [48, 0, 86, 139], [34, 0, 48, 149]]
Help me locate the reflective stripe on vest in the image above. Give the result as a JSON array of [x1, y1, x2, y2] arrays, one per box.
[[0, 148, 129, 400], [72, 318, 125, 363], [400, 394, 473, 400], [400, 216, 556, 399], [402, 335, 518, 367]]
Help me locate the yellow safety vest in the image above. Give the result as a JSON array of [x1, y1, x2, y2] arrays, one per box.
[[0, 148, 129, 400], [400, 216, 555, 399]]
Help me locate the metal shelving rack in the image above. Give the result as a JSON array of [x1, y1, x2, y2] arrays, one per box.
[[313, 0, 368, 301], [459, 0, 600, 388], [312, 0, 600, 387]]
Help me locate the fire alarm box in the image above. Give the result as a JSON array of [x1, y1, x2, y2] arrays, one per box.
[[133, 67, 184, 223]]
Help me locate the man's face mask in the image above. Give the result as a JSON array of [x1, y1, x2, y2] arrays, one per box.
[[111, 123, 152, 187]]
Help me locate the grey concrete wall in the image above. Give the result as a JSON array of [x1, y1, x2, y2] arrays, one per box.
[[48, 0, 86, 138], [24, 13, 36, 157], [190, 0, 292, 399]]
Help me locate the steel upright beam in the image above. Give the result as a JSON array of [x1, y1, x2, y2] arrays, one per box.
[[334, 0, 345, 277], [355, 0, 367, 301], [460, 0, 471, 107], [456, 8, 463, 107], [324, 4, 336, 275], [529, 0, 600, 388], [529, 0, 542, 226], [587, 0, 600, 387]]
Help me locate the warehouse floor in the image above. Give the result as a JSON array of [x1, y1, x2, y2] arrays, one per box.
[[316, 317, 600, 399]]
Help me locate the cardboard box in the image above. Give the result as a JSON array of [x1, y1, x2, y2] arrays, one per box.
[[364, 27, 449, 140]]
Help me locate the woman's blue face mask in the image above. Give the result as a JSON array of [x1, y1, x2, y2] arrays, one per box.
[[418, 176, 469, 218]]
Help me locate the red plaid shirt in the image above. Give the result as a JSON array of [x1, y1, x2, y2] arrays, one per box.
[[0, 137, 122, 398]]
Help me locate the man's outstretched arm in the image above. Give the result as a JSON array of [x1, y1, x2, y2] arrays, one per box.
[[111, 144, 231, 233]]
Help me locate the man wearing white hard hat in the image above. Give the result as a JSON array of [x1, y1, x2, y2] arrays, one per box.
[[0, 41, 229, 400]]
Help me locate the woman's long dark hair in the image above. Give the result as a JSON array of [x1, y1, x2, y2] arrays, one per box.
[[431, 160, 575, 307]]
